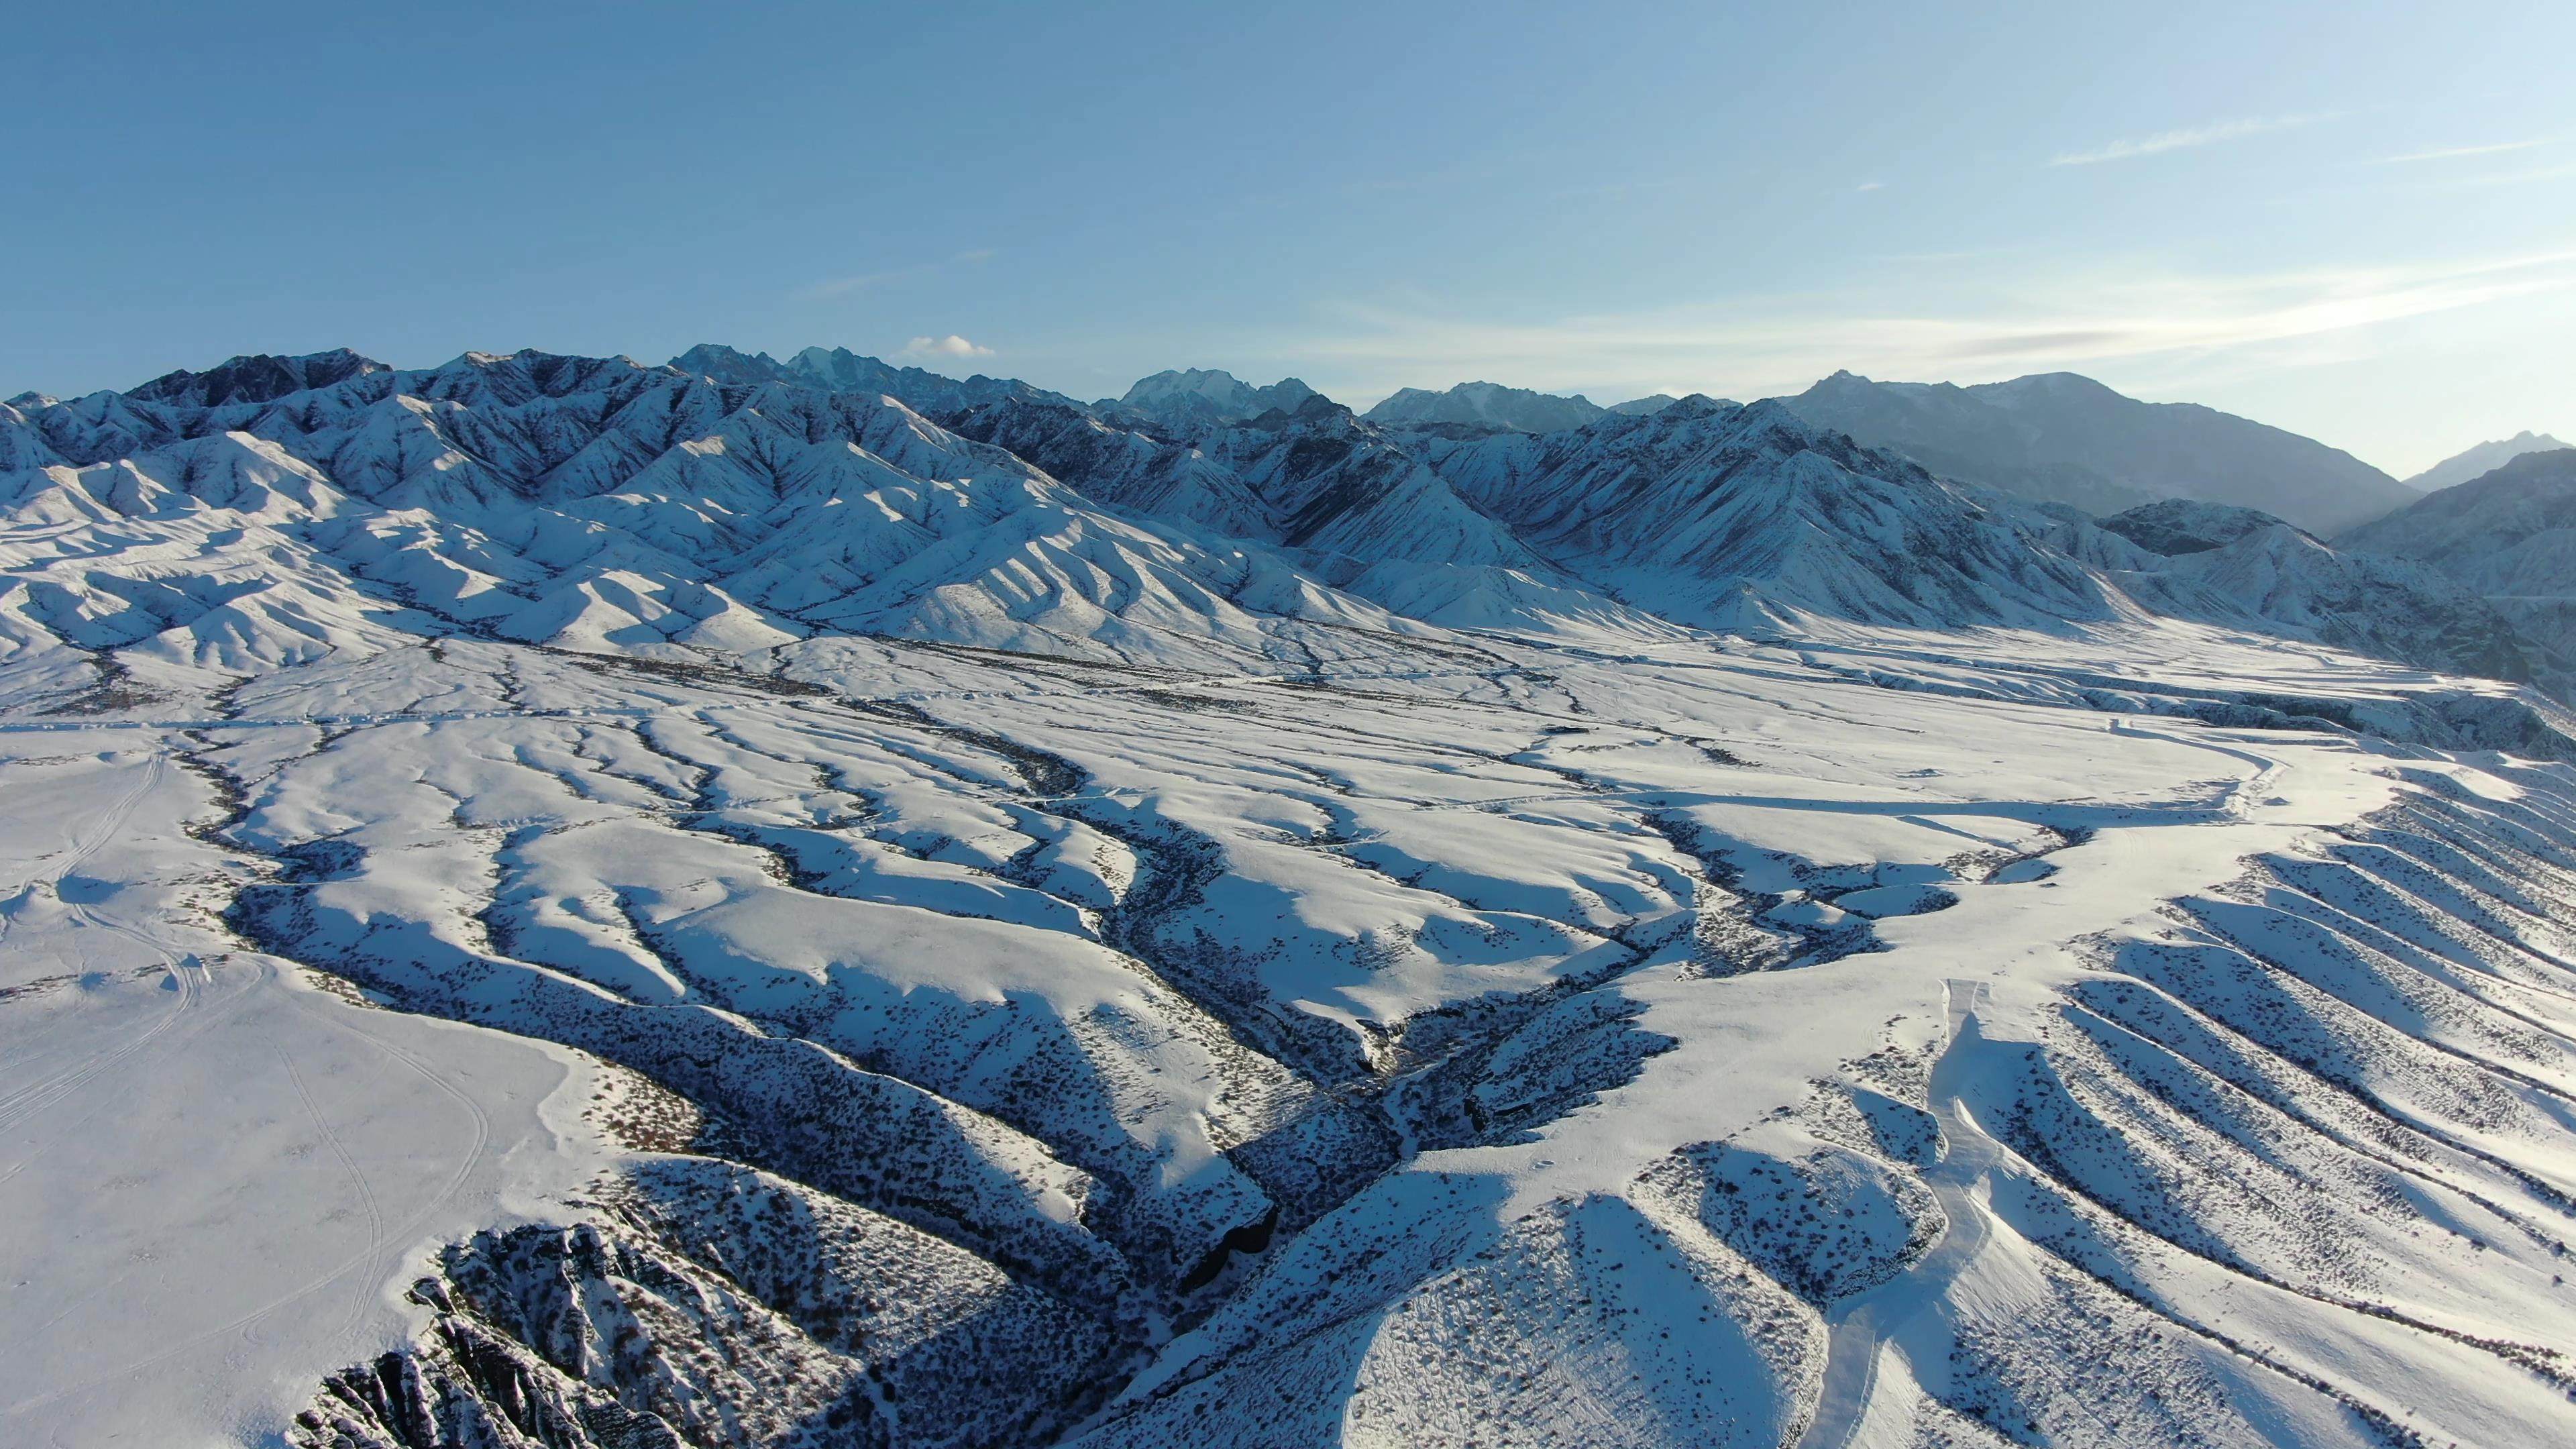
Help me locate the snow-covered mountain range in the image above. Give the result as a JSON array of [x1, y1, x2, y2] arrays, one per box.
[[10, 344, 2576, 1448], [2343, 446, 2576, 662]]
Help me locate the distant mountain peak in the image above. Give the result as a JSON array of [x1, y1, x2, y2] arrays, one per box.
[[1657, 392, 1746, 421], [1608, 394, 1689, 417], [671, 343, 789, 385], [1112, 368, 1320, 427], [1122, 367, 1244, 402], [2404, 431, 2575, 492], [1780, 368, 2411, 534], [1362, 381, 1605, 433]]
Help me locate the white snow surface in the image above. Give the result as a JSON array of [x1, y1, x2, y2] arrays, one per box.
[[0, 742, 612, 1447], [8, 349, 2576, 1447]]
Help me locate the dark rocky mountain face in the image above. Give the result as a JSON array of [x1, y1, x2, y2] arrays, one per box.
[[2096, 498, 2310, 556], [129, 348, 387, 407]]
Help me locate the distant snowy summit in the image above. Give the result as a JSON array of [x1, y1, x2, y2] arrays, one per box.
[[1362, 380, 1609, 433], [1106, 368, 1319, 429], [2404, 430, 2574, 492], [1110, 373, 1687, 435], [671, 341, 1084, 415]]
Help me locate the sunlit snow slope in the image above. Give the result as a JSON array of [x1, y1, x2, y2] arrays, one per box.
[[7, 350, 2576, 1449]]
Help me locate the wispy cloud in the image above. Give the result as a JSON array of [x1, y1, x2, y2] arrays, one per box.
[[1854, 180, 1886, 193], [2375, 140, 2540, 164], [2048, 113, 2335, 168], [2436, 160, 2576, 190], [1273, 249, 2576, 409], [902, 334, 994, 359], [802, 248, 998, 301]]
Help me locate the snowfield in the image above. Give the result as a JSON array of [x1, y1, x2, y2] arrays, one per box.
[[5, 350, 2576, 1447]]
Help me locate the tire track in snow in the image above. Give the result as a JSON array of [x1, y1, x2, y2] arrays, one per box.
[[1, 959, 500, 1421], [0, 757, 203, 1145], [0, 751, 162, 947], [270, 1034, 388, 1342], [0, 961, 195, 1138]]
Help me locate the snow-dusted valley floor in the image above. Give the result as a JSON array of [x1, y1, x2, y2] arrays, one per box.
[[8, 351, 2576, 1446], [9, 627, 2576, 1448]]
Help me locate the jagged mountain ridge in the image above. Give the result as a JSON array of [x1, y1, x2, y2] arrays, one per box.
[[128, 347, 390, 407], [861, 354, 2575, 696], [1104, 368, 1321, 431], [1421, 396, 2117, 633], [935, 391, 1656, 634], [6, 345, 2563, 702], [0, 349, 1446, 678]]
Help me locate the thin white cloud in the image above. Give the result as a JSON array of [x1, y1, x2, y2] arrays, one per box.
[[2375, 139, 2540, 164], [1854, 180, 1886, 193], [2436, 160, 2576, 190], [802, 248, 999, 301], [1273, 249, 2576, 409], [2048, 113, 2335, 168], [903, 335, 994, 359]]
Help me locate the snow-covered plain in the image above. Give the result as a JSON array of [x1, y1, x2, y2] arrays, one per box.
[[7, 351, 2576, 1446]]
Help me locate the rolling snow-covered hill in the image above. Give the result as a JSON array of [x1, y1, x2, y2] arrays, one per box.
[[10, 345, 2576, 1449]]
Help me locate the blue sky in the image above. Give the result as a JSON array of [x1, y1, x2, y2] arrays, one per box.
[[6, 1, 2571, 474]]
